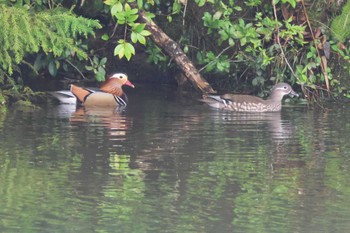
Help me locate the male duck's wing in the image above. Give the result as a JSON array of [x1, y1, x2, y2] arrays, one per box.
[[49, 90, 77, 104]]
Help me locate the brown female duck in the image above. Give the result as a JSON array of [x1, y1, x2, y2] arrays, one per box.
[[202, 83, 298, 112]]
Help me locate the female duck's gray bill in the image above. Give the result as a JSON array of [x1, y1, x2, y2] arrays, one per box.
[[289, 89, 299, 97]]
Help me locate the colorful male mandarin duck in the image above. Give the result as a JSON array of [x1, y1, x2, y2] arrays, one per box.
[[52, 73, 134, 107], [202, 83, 298, 112]]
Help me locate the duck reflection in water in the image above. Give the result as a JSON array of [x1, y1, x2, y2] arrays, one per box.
[[211, 110, 305, 170], [71, 106, 132, 138], [50, 95, 131, 138]]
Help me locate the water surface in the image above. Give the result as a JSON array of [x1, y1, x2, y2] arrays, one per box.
[[1, 85, 350, 232]]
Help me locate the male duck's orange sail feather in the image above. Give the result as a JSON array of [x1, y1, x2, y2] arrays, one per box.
[[70, 85, 93, 103]]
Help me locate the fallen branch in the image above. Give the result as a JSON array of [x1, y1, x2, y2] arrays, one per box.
[[137, 10, 216, 94]]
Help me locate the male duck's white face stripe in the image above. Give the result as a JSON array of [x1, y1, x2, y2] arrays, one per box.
[[111, 73, 127, 79]]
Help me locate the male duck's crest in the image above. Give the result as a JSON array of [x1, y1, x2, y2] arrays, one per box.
[[202, 82, 298, 112]]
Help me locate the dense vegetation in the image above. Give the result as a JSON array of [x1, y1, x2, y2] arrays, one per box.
[[1, 0, 350, 106]]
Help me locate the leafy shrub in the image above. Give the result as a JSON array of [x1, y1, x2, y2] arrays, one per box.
[[0, 4, 101, 81]]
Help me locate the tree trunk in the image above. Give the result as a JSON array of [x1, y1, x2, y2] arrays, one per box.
[[137, 10, 216, 94]]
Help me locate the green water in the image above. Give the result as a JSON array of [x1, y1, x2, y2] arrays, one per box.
[[0, 86, 350, 233]]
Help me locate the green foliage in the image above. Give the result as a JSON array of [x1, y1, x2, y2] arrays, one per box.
[[0, 4, 101, 76], [330, 0, 350, 42], [0, 91, 6, 106], [197, 51, 230, 73], [131, 23, 152, 44], [196, 1, 305, 86], [85, 56, 107, 82], [146, 0, 349, 99], [274, 0, 297, 8], [145, 42, 168, 68], [114, 39, 136, 61], [97, 0, 345, 100], [104, 1, 153, 61]]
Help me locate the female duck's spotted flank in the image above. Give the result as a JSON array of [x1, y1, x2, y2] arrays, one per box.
[[202, 83, 298, 112]]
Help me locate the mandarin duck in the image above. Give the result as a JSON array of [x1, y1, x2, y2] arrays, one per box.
[[202, 83, 298, 112], [51, 73, 134, 107]]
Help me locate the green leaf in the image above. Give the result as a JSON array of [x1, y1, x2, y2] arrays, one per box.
[[287, 0, 296, 8], [93, 56, 99, 65], [145, 12, 155, 21], [219, 30, 228, 41], [114, 41, 135, 60], [100, 57, 107, 65], [111, 3, 123, 16], [111, 5, 119, 15], [133, 23, 145, 33], [124, 3, 131, 11], [213, 11, 222, 20], [240, 37, 247, 46], [98, 66, 106, 75], [96, 71, 105, 82], [184, 45, 188, 53], [63, 63, 68, 72], [140, 30, 151, 36], [48, 60, 57, 77], [127, 14, 139, 23], [197, 0, 206, 7], [130, 8, 139, 15], [114, 43, 125, 59], [126, 42, 135, 55], [144, 2, 150, 10], [33, 55, 43, 71], [137, 34, 146, 44], [104, 0, 118, 6], [131, 32, 138, 43], [307, 52, 313, 59], [101, 34, 110, 41], [172, 1, 181, 14], [228, 38, 235, 46], [116, 12, 126, 24], [137, 0, 143, 8], [124, 43, 135, 60], [85, 65, 93, 71]]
